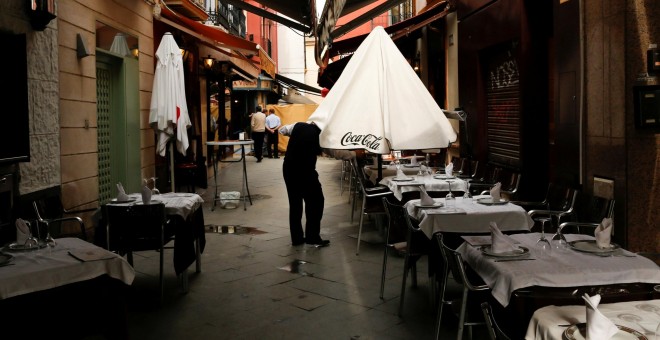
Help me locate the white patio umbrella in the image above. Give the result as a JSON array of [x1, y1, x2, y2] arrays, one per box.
[[308, 26, 457, 154], [149, 32, 191, 192]]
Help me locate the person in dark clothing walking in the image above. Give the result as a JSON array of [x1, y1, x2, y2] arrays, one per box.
[[280, 122, 328, 247]]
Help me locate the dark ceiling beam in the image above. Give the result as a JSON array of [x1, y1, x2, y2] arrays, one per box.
[[222, 0, 312, 34], [330, 0, 408, 40]]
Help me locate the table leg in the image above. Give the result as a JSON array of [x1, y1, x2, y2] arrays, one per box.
[[211, 146, 219, 211], [195, 235, 201, 273], [241, 145, 252, 211]]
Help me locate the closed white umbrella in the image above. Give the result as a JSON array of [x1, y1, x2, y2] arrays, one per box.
[[308, 26, 457, 154], [149, 32, 191, 192]]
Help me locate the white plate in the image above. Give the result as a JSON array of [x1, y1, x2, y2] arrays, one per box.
[[391, 177, 414, 182], [135, 199, 162, 205], [5, 241, 47, 252], [110, 198, 136, 204], [412, 201, 444, 208], [563, 323, 647, 340], [568, 240, 620, 254], [403, 164, 419, 168], [476, 197, 509, 205], [433, 175, 455, 180], [480, 246, 529, 257]]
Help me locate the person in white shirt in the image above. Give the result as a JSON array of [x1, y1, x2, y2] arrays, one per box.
[[265, 108, 281, 158]]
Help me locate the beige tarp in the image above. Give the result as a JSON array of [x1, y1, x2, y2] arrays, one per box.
[[266, 103, 318, 152]]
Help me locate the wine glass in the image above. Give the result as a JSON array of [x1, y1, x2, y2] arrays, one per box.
[[151, 177, 160, 195], [551, 221, 569, 251], [536, 218, 553, 256], [462, 179, 472, 202], [445, 180, 456, 209], [44, 227, 56, 253]]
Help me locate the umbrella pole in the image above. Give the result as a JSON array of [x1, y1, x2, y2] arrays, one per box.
[[170, 142, 176, 193]]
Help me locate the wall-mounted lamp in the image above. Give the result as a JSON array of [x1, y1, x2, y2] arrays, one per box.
[[413, 52, 421, 74], [76, 34, 92, 59], [203, 55, 215, 70], [131, 45, 140, 58], [180, 48, 189, 62]]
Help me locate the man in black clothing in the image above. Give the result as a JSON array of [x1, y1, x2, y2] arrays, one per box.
[[280, 122, 328, 247]]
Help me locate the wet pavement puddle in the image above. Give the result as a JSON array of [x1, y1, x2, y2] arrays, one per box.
[[205, 225, 266, 235], [278, 259, 313, 276]]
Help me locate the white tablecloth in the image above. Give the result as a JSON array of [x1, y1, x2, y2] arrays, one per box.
[[525, 299, 660, 340], [458, 233, 660, 307], [405, 195, 534, 238], [381, 175, 468, 201], [115, 192, 204, 220], [0, 238, 134, 299], [363, 165, 420, 184]]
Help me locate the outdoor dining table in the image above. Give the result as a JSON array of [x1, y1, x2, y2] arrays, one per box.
[[381, 174, 468, 201], [0, 237, 134, 338], [105, 192, 205, 290], [458, 233, 660, 308], [458, 233, 660, 338], [207, 140, 254, 211], [525, 298, 660, 340], [363, 164, 421, 184], [405, 195, 534, 238]]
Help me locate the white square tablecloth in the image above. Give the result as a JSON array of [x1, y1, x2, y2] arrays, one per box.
[[381, 175, 468, 201], [0, 237, 134, 299], [405, 195, 534, 238], [458, 233, 660, 307]]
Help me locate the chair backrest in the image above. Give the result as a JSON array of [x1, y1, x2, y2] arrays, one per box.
[[382, 197, 407, 244], [437, 234, 489, 292], [32, 200, 88, 241], [501, 171, 522, 200], [403, 210, 432, 256], [573, 192, 615, 223], [481, 302, 511, 340], [105, 203, 169, 253]]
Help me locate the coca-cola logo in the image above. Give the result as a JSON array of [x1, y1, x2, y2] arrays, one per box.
[[340, 132, 383, 151]]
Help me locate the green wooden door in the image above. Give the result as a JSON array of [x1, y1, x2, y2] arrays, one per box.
[[96, 52, 140, 203]]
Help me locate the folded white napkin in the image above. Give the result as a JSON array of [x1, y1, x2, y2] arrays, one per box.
[[490, 182, 502, 202], [420, 187, 435, 206], [582, 294, 618, 340], [16, 218, 30, 245], [387, 163, 397, 170], [489, 222, 520, 253], [445, 163, 453, 177], [116, 182, 129, 201], [595, 218, 613, 249], [396, 167, 407, 179], [411, 155, 418, 165], [141, 179, 152, 204]]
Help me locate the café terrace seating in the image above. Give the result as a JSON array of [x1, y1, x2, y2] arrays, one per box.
[[105, 202, 175, 303], [481, 302, 512, 340], [437, 232, 490, 340], [350, 158, 393, 255]]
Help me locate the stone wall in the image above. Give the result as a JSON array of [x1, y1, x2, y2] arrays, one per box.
[[0, 0, 61, 195]]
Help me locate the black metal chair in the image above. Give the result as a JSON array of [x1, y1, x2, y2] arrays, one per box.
[[399, 210, 433, 317], [351, 158, 393, 255], [437, 233, 489, 340], [558, 193, 615, 235], [105, 202, 174, 303], [528, 187, 579, 232], [380, 197, 408, 300], [481, 302, 512, 340], [31, 194, 97, 241]]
